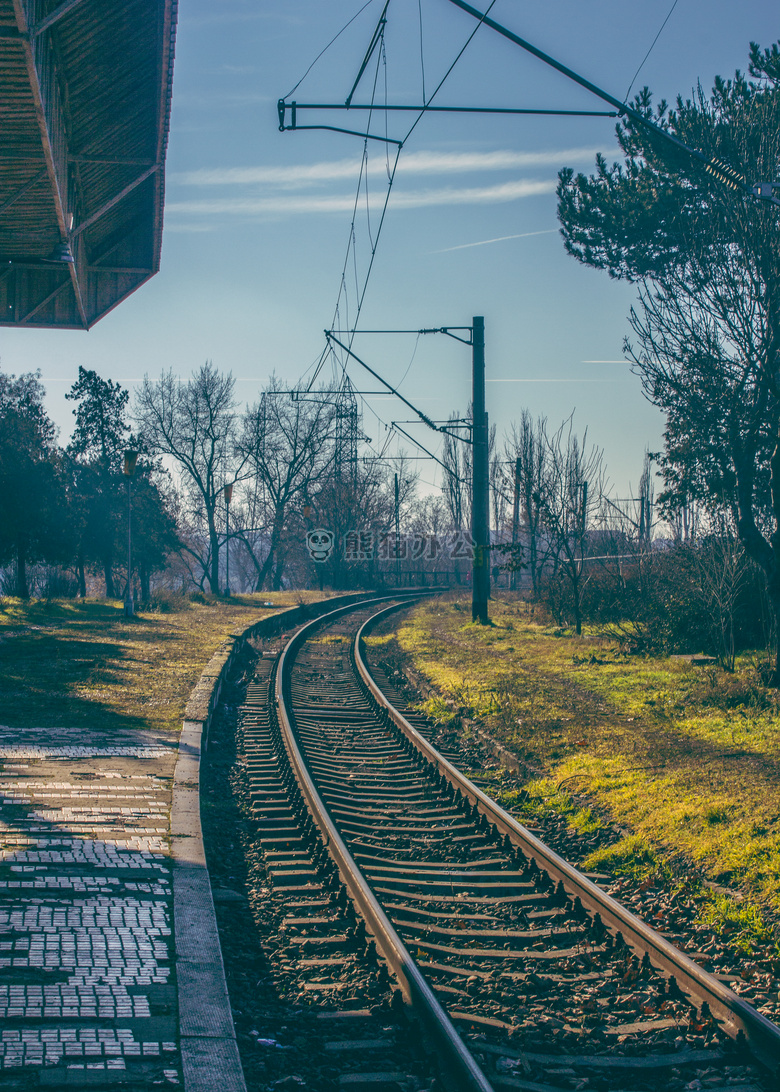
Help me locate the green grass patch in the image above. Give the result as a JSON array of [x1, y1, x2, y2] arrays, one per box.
[[396, 592, 780, 918], [583, 835, 670, 883], [418, 696, 457, 724], [697, 893, 779, 956]]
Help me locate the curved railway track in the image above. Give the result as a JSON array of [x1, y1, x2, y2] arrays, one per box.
[[229, 595, 780, 1091]]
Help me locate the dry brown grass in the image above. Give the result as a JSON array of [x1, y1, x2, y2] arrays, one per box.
[[0, 592, 325, 739]]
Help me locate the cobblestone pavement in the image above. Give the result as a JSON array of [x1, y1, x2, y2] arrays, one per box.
[[0, 725, 182, 1088]]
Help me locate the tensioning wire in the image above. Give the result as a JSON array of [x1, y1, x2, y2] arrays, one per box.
[[284, 0, 379, 100], [624, 0, 682, 102]]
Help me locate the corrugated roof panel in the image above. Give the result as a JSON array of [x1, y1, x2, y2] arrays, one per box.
[[0, 0, 176, 328]]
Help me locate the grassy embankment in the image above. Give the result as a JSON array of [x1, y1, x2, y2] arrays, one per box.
[[392, 593, 780, 949], [0, 592, 325, 738]]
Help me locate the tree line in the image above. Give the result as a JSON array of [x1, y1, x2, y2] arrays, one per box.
[[0, 355, 774, 674], [0, 363, 429, 600], [1, 39, 778, 675]]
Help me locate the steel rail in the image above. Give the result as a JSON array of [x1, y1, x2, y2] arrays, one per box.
[[274, 594, 494, 1092], [355, 601, 780, 1071]]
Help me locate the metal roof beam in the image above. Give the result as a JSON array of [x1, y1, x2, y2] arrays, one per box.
[[69, 156, 157, 167], [12, 3, 70, 235], [12, 0, 86, 326], [88, 265, 153, 274], [30, 0, 89, 39], [86, 215, 146, 268], [17, 273, 71, 323], [71, 164, 160, 237], [0, 166, 47, 214]]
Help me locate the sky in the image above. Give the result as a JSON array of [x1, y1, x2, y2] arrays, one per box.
[[1, 0, 778, 501]]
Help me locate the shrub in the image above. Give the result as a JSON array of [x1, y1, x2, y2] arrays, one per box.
[[538, 542, 772, 662], [143, 588, 188, 613]]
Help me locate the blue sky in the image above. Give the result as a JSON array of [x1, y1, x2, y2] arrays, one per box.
[[2, 0, 777, 499]]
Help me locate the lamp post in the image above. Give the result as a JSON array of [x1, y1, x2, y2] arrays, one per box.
[[123, 450, 138, 618], [223, 483, 233, 595]]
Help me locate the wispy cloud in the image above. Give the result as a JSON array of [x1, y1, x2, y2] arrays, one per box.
[[433, 228, 558, 253], [166, 178, 555, 217], [171, 147, 600, 188]]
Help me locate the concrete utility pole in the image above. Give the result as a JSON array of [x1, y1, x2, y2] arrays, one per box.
[[471, 316, 490, 624], [325, 319, 491, 616], [394, 472, 401, 587]]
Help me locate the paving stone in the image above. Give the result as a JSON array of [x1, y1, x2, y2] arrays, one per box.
[[0, 729, 182, 1084]]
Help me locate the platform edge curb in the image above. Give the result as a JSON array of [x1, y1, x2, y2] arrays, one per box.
[[172, 592, 382, 1092]]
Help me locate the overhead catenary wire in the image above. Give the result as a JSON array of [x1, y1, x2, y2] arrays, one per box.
[[289, 0, 498, 480], [390, 422, 464, 480], [346, 0, 391, 107], [396, 332, 422, 390], [305, 0, 499, 465], [304, 0, 498, 345], [306, 15, 400, 393], [417, 0, 426, 103], [346, 0, 497, 364]]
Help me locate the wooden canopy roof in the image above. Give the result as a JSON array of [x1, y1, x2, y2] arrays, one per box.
[[0, 0, 177, 329]]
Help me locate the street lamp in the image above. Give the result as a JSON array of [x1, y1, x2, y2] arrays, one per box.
[[223, 483, 233, 595], [123, 450, 138, 617]]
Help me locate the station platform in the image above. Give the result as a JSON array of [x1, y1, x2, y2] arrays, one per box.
[[0, 719, 214, 1089]]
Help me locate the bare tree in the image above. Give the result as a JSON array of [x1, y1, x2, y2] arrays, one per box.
[[235, 378, 337, 590], [539, 418, 606, 635], [690, 524, 752, 672], [441, 411, 470, 531], [441, 405, 495, 534], [505, 411, 550, 596], [637, 451, 654, 547], [134, 362, 242, 594]]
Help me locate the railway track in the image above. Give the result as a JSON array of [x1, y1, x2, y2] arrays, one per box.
[[221, 595, 780, 1091]]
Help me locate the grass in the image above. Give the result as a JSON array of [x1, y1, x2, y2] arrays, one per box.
[[583, 834, 670, 883], [395, 593, 780, 924], [697, 892, 777, 955], [0, 592, 325, 739]]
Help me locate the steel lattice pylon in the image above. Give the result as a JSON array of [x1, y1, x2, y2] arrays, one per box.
[[333, 375, 360, 485]]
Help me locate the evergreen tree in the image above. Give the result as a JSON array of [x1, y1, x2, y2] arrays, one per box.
[[0, 370, 70, 597], [556, 42, 780, 673], [66, 367, 180, 599], [66, 367, 130, 597]]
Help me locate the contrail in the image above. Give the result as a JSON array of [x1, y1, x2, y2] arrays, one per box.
[[433, 228, 557, 253]]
